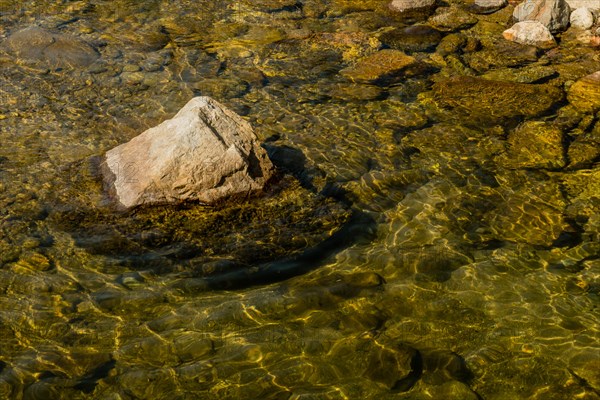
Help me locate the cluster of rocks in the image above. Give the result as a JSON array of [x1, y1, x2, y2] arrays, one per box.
[[388, 0, 598, 48], [504, 0, 600, 48]]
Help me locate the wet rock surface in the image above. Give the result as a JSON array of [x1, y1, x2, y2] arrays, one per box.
[[388, 0, 438, 20], [567, 70, 600, 113], [429, 76, 564, 124], [379, 25, 443, 53], [1, 0, 600, 399], [500, 121, 566, 169], [340, 49, 423, 83], [1, 26, 99, 68]]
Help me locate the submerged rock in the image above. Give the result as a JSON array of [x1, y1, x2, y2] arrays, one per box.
[[501, 121, 566, 169], [388, 0, 438, 20], [503, 21, 557, 49], [240, 0, 300, 12], [567, 71, 600, 113], [567, 137, 600, 169], [329, 338, 419, 390], [379, 25, 443, 53], [102, 97, 275, 209], [428, 6, 479, 32], [430, 76, 564, 124], [340, 49, 423, 83], [1, 26, 99, 68], [513, 0, 571, 33], [468, 0, 508, 14], [465, 38, 539, 72], [485, 175, 568, 246], [52, 172, 356, 278], [480, 65, 557, 83]]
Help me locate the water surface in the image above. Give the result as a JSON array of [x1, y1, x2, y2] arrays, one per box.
[[0, 1, 599, 399]]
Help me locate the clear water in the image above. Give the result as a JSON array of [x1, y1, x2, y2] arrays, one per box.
[[0, 1, 599, 399]]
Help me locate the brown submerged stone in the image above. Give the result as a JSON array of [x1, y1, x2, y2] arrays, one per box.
[[1, 26, 99, 68], [431, 76, 564, 124], [501, 121, 566, 169], [340, 49, 423, 83], [567, 71, 600, 113]]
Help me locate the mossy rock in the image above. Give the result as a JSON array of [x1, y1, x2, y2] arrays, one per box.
[[484, 172, 568, 247], [379, 25, 443, 53], [46, 156, 366, 286], [428, 6, 479, 32], [50, 173, 355, 277], [480, 65, 557, 83], [497, 121, 566, 169], [429, 76, 564, 125], [340, 49, 428, 83], [464, 38, 540, 72], [567, 137, 600, 170], [240, 0, 300, 12], [567, 71, 600, 114]]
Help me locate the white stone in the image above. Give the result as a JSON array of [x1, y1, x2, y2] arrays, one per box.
[[513, 0, 571, 33], [503, 21, 557, 48], [570, 7, 595, 29], [473, 0, 508, 12], [389, 0, 436, 12], [102, 97, 275, 209]]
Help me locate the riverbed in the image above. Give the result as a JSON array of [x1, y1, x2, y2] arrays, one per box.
[[0, 0, 599, 399]]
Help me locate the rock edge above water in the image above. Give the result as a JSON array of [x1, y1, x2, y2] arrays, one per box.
[[102, 97, 275, 210]]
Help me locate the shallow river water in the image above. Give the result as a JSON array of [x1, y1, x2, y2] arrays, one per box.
[[0, 0, 599, 399]]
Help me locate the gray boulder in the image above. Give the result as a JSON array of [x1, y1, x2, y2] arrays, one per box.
[[513, 0, 571, 33], [102, 97, 275, 209], [1, 26, 99, 68]]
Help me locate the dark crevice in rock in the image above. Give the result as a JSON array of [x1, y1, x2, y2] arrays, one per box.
[[73, 358, 116, 394], [392, 348, 423, 392]]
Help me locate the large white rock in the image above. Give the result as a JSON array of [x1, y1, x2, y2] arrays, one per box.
[[570, 7, 595, 29], [513, 0, 571, 33], [102, 97, 275, 209], [503, 21, 557, 48]]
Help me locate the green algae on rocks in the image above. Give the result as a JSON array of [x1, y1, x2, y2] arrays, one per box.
[[428, 76, 564, 125], [340, 49, 428, 83], [49, 172, 353, 278]]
